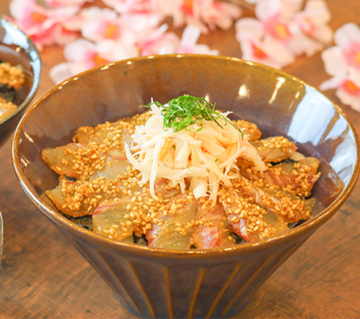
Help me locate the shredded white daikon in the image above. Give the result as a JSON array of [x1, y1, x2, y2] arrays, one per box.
[[124, 102, 266, 202]]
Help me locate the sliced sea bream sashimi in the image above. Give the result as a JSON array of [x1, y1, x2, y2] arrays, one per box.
[[251, 136, 297, 163], [42, 122, 134, 180], [239, 157, 321, 197], [232, 119, 262, 141], [93, 199, 137, 241], [220, 188, 288, 242], [147, 193, 198, 249], [232, 175, 316, 223], [46, 172, 143, 217], [73, 120, 134, 146], [93, 179, 182, 240], [193, 200, 234, 248]]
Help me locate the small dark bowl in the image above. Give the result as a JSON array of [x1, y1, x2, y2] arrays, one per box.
[[12, 55, 359, 318], [0, 17, 41, 148]]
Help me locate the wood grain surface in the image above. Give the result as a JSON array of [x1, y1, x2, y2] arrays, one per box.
[[1, 1, 360, 318]]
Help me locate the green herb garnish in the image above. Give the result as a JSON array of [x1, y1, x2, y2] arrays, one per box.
[[215, 158, 219, 163], [172, 144, 176, 150], [143, 95, 243, 137]]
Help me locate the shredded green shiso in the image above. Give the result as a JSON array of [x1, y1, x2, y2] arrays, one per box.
[[143, 94, 243, 136]]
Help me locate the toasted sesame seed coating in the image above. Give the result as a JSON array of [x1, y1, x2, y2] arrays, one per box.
[[0, 62, 25, 90]]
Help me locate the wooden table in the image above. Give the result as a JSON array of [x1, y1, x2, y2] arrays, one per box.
[[1, 1, 360, 318]]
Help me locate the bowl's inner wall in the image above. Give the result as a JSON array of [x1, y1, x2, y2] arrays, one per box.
[[17, 56, 357, 219]]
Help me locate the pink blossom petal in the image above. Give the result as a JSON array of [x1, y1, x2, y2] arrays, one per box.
[[156, 0, 185, 27], [238, 34, 293, 69], [49, 62, 73, 84], [102, 0, 158, 14], [319, 75, 345, 91], [334, 23, 360, 49], [179, 24, 202, 47], [45, 0, 93, 7], [348, 68, 360, 88], [63, 6, 108, 31], [138, 24, 180, 55], [255, 0, 282, 21], [140, 32, 179, 56], [342, 41, 360, 70], [119, 13, 164, 41], [321, 46, 347, 77], [287, 32, 323, 57], [263, 14, 293, 42], [177, 25, 219, 54], [336, 80, 360, 112], [294, 0, 332, 44], [303, 0, 331, 24], [214, 1, 242, 20], [255, 0, 303, 21], [261, 35, 295, 66], [96, 39, 139, 61], [311, 24, 333, 44], [201, 1, 242, 31], [63, 38, 96, 62], [235, 18, 265, 41]]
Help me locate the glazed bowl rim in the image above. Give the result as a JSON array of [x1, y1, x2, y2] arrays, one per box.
[[0, 16, 42, 126], [12, 54, 360, 256]]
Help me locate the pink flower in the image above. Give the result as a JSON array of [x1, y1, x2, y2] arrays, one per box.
[[118, 13, 164, 42], [236, 17, 295, 68], [320, 75, 360, 112], [45, 0, 93, 8], [320, 23, 360, 111], [138, 24, 218, 56], [77, 7, 136, 44], [177, 25, 219, 54], [65, 6, 162, 45], [138, 24, 180, 55], [10, 0, 78, 50], [49, 38, 139, 83], [236, 18, 294, 68], [235, 0, 330, 68], [255, 0, 304, 19], [200, 1, 242, 32], [102, 0, 158, 14], [293, 0, 332, 45], [156, 0, 241, 34]]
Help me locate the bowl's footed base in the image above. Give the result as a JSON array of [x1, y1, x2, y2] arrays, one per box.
[[57, 222, 309, 319]]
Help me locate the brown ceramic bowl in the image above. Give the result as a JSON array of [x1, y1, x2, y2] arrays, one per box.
[[12, 55, 359, 318], [0, 17, 41, 148]]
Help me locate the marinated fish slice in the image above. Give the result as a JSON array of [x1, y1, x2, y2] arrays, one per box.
[[42, 142, 132, 180], [46, 177, 92, 217], [46, 173, 143, 217], [250, 136, 297, 162], [42, 143, 84, 179], [220, 188, 288, 242], [0, 62, 25, 90], [240, 157, 321, 197], [0, 96, 17, 121], [122, 111, 152, 126], [232, 175, 315, 223], [147, 193, 198, 249], [73, 120, 134, 145], [193, 200, 234, 249], [93, 179, 181, 240], [91, 148, 131, 180], [93, 199, 137, 241], [232, 119, 262, 141]]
